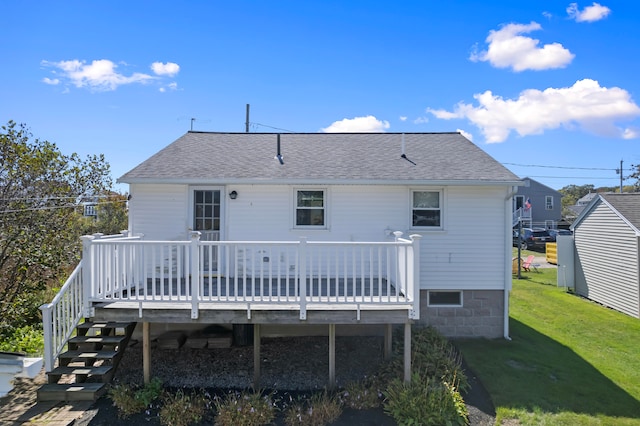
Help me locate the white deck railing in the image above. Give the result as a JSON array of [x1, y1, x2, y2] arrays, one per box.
[[83, 232, 421, 320], [40, 262, 84, 372], [42, 231, 421, 371]]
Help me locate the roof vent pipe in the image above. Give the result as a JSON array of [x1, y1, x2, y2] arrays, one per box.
[[400, 133, 416, 165], [275, 134, 284, 165]]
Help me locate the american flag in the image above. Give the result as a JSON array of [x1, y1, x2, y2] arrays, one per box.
[[525, 198, 531, 210]]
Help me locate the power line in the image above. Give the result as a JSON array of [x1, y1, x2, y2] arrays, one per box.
[[249, 122, 296, 133], [525, 175, 620, 180], [0, 199, 127, 214], [502, 162, 629, 172]]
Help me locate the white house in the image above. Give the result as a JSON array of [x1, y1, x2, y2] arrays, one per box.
[[39, 131, 522, 400], [118, 132, 521, 338], [570, 193, 640, 318]]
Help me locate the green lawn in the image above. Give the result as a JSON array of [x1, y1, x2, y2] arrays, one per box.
[[456, 268, 640, 425]]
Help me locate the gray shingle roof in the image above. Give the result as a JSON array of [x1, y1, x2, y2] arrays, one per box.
[[600, 193, 640, 231], [118, 132, 521, 185]]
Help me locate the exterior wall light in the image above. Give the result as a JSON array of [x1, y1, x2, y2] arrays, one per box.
[[229, 190, 238, 200]]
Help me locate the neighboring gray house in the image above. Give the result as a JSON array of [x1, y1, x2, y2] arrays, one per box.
[[513, 177, 562, 229], [566, 192, 599, 219], [570, 193, 640, 318]]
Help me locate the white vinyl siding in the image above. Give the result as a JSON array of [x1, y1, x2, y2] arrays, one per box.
[[129, 183, 511, 292], [128, 184, 189, 240], [574, 201, 640, 318]]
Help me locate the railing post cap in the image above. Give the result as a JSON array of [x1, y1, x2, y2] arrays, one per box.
[[393, 231, 403, 238], [80, 235, 96, 241], [409, 234, 423, 241], [190, 231, 201, 240]]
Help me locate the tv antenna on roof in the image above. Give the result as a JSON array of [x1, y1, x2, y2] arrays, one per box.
[[177, 116, 211, 131]]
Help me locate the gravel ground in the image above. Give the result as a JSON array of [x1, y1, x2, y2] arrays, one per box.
[[115, 336, 387, 390], [107, 335, 496, 425], [0, 335, 495, 425]]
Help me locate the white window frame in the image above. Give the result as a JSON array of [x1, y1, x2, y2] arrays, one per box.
[[410, 188, 445, 230], [427, 290, 463, 307], [545, 195, 553, 210], [293, 188, 328, 229]]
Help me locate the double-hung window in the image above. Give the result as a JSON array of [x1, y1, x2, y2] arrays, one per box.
[[412, 190, 442, 228], [295, 189, 325, 227], [545, 196, 553, 210]]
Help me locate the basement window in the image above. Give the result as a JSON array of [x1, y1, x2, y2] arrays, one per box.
[[427, 291, 462, 307]]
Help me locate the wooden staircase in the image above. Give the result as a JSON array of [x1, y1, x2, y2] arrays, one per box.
[[37, 321, 136, 402]]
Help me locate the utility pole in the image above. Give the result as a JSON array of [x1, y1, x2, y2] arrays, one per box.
[[617, 159, 624, 193]]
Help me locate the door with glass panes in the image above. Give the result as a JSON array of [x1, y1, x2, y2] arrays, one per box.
[[192, 189, 221, 273]]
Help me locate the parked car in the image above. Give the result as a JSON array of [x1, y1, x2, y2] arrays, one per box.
[[513, 228, 553, 251], [548, 229, 572, 241]]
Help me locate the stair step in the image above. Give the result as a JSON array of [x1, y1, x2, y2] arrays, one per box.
[[68, 335, 126, 345], [50, 365, 113, 377], [58, 350, 118, 362], [37, 383, 107, 401], [77, 321, 135, 330]]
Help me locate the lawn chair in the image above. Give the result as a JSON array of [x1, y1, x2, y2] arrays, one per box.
[[522, 255, 539, 272]]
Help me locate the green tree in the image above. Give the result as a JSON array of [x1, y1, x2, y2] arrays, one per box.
[[630, 163, 640, 191], [0, 121, 112, 337], [80, 192, 129, 236]]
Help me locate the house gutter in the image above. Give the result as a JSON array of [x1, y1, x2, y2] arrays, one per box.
[[118, 177, 524, 186], [502, 185, 520, 340]]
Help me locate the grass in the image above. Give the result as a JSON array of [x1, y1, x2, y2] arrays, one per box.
[[456, 267, 640, 425]]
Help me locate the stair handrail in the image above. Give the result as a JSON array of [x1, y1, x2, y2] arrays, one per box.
[[40, 261, 85, 372]]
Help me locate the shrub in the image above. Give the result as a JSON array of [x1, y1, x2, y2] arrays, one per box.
[[0, 325, 44, 356], [410, 327, 469, 393], [109, 378, 164, 418], [283, 391, 342, 426], [383, 373, 469, 426], [109, 384, 145, 418], [213, 389, 276, 426], [342, 380, 381, 409], [159, 389, 208, 426]]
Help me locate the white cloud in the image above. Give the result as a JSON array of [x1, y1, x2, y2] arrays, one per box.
[[321, 115, 390, 133], [413, 116, 429, 124], [159, 82, 179, 93], [457, 129, 473, 141], [399, 116, 407, 121], [427, 79, 640, 143], [567, 2, 611, 22], [151, 62, 180, 76], [470, 22, 574, 71], [41, 59, 180, 92], [622, 127, 640, 139]]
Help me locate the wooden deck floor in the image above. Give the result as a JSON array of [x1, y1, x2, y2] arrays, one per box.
[[91, 277, 413, 325]]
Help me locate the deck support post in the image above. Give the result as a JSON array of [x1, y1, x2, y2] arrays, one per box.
[[328, 324, 336, 390], [384, 324, 392, 360], [253, 324, 261, 389], [143, 322, 150, 385], [404, 322, 411, 384]]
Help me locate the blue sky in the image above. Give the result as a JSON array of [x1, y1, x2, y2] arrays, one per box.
[[2, 0, 638, 192]]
